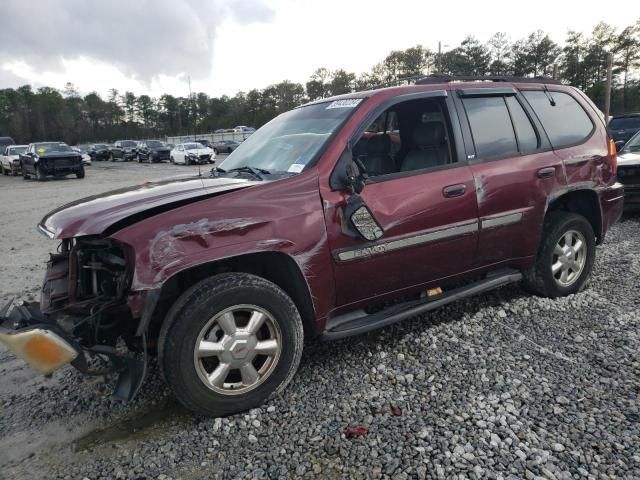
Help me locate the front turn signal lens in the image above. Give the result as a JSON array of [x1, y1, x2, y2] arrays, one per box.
[[0, 328, 78, 374]]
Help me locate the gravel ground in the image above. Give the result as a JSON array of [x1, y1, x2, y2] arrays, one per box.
[[1, 162, 639, 479]]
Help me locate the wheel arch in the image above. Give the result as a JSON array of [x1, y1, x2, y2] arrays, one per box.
[[547, 189, 602, 244], [144, 251, 318, 344]]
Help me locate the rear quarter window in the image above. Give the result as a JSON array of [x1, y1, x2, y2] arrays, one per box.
[[522, 90, 594, 149]]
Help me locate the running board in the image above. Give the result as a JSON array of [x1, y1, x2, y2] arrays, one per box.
[[322, 269, 522, 341]]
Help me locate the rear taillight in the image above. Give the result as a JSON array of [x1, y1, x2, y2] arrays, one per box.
[[608, 139, 618, 177]]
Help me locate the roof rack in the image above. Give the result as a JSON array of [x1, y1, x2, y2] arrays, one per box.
[[415, 74, 562, 85]]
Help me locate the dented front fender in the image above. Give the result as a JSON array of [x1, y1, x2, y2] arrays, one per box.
[[111, 170, 336, 327]]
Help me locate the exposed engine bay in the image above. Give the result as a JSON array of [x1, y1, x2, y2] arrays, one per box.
[[1, 237, 146, 400]]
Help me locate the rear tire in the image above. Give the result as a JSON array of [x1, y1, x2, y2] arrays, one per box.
[[158, 273, 304, 417], [523, 211, 595, 298]]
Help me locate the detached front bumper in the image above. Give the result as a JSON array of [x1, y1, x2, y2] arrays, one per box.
[[0, 300, 147, 401], [0, 302, 80, 374]]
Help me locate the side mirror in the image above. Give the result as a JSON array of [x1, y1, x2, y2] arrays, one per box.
[[343, 194, 384, 241], [615, 140, 625, 152]]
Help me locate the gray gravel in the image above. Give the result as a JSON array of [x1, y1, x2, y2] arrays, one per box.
[[1, 163, 639, 479]]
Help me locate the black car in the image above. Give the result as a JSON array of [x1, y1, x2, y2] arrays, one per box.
[[609, 114, 640, 146], [137, 140, 171, 163], [212, 140, 240, 154], [20, 142, 84, 181], [111, 140, 138, 161], [88, 143, 111, 161]]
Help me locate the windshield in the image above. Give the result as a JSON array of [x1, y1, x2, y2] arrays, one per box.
[[622, 131, 640, 153], [8, 146, 27, 155], [184, 143, 201, 150], [34, 143, 72, 154], [219, 99, 361, 174], [146, 140, 164, 148], [119, 140, 137, 147], [609, 117, 640, 130], [95, 144, 109, 149]]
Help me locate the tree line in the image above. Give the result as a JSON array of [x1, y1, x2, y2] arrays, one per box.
[[0, 19, 638, 145]]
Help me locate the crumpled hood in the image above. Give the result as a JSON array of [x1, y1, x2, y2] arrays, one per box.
[[39, 176, 258, 239], [618, 151, 640, 166]]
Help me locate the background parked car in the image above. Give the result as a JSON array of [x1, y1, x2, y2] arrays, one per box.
[[88, 143, 111, 161], [137, 140, 171, 163], [20, 142, 84, 181], [616, 129, 640, 211], [1, 144, 27, 175], [170, 142, 215, 165], [609, 113, 640, 146], [195, 139, 213, 149], [111, 140, 138, 161], [233, 125, 255, 133], [212, 139, 240, 154], [71, 145, 92, 166]]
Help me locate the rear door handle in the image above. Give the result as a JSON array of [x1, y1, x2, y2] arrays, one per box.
[[443, 184, 466, 198], [537, 167, 556, 178]]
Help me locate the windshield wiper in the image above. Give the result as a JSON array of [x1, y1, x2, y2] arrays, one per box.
[[214, 166, 271, 180]]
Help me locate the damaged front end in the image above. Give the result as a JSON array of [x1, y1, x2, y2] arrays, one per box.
[[0, 236, 146, 401]]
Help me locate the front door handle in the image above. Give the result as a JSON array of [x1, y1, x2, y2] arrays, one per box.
[[537, 167, 556, 178], [443, 184, 466, 198]]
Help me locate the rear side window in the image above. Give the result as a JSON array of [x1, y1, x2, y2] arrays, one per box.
[[462, 96, 518, 159], [505, 96, 539, 154], [523, 90, 593, 148]]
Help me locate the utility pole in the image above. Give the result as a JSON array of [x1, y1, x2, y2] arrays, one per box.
[[437, 41, 441, 73], [604, 53, 613, 120], [552, 64, 558, 81], [188, 75, 195, 142]]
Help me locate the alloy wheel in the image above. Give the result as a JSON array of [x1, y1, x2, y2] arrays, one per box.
[[193, 305, 282, 395], [551, 230, 586, 287]]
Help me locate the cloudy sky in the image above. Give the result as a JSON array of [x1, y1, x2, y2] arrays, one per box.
[[0, 0, 633, 98]]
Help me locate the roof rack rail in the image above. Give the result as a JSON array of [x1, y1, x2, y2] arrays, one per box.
[[415, 74, 562, 85]]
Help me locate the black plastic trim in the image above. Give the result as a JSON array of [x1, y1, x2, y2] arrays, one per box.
[[322, 269, 522, 340]]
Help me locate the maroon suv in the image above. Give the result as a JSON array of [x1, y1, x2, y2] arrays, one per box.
[[0, 76, 624, 417]]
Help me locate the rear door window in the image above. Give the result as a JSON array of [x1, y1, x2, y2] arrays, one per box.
[[462, 96, 518, 159], [522, 90, 593, 149]]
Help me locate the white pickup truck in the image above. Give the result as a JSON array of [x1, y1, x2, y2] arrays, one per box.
[[1, 144, 28, 176]]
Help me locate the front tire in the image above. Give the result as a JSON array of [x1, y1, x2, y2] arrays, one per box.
[[158, 273, 304, 417], [523, 211, 595, 298], [35, 164, 46, 182], [76, 165, 85, 179]]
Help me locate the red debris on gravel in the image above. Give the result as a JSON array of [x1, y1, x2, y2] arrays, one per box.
[[390, 405, 402, 416], [344, 425, 369, 438]]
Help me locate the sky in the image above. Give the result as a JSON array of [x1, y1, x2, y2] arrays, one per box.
[[0, 0, 636, 99]]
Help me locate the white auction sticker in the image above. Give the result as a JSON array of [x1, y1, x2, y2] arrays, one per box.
[[287, 163, 305, 173], [326, 99, 362, 109]]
